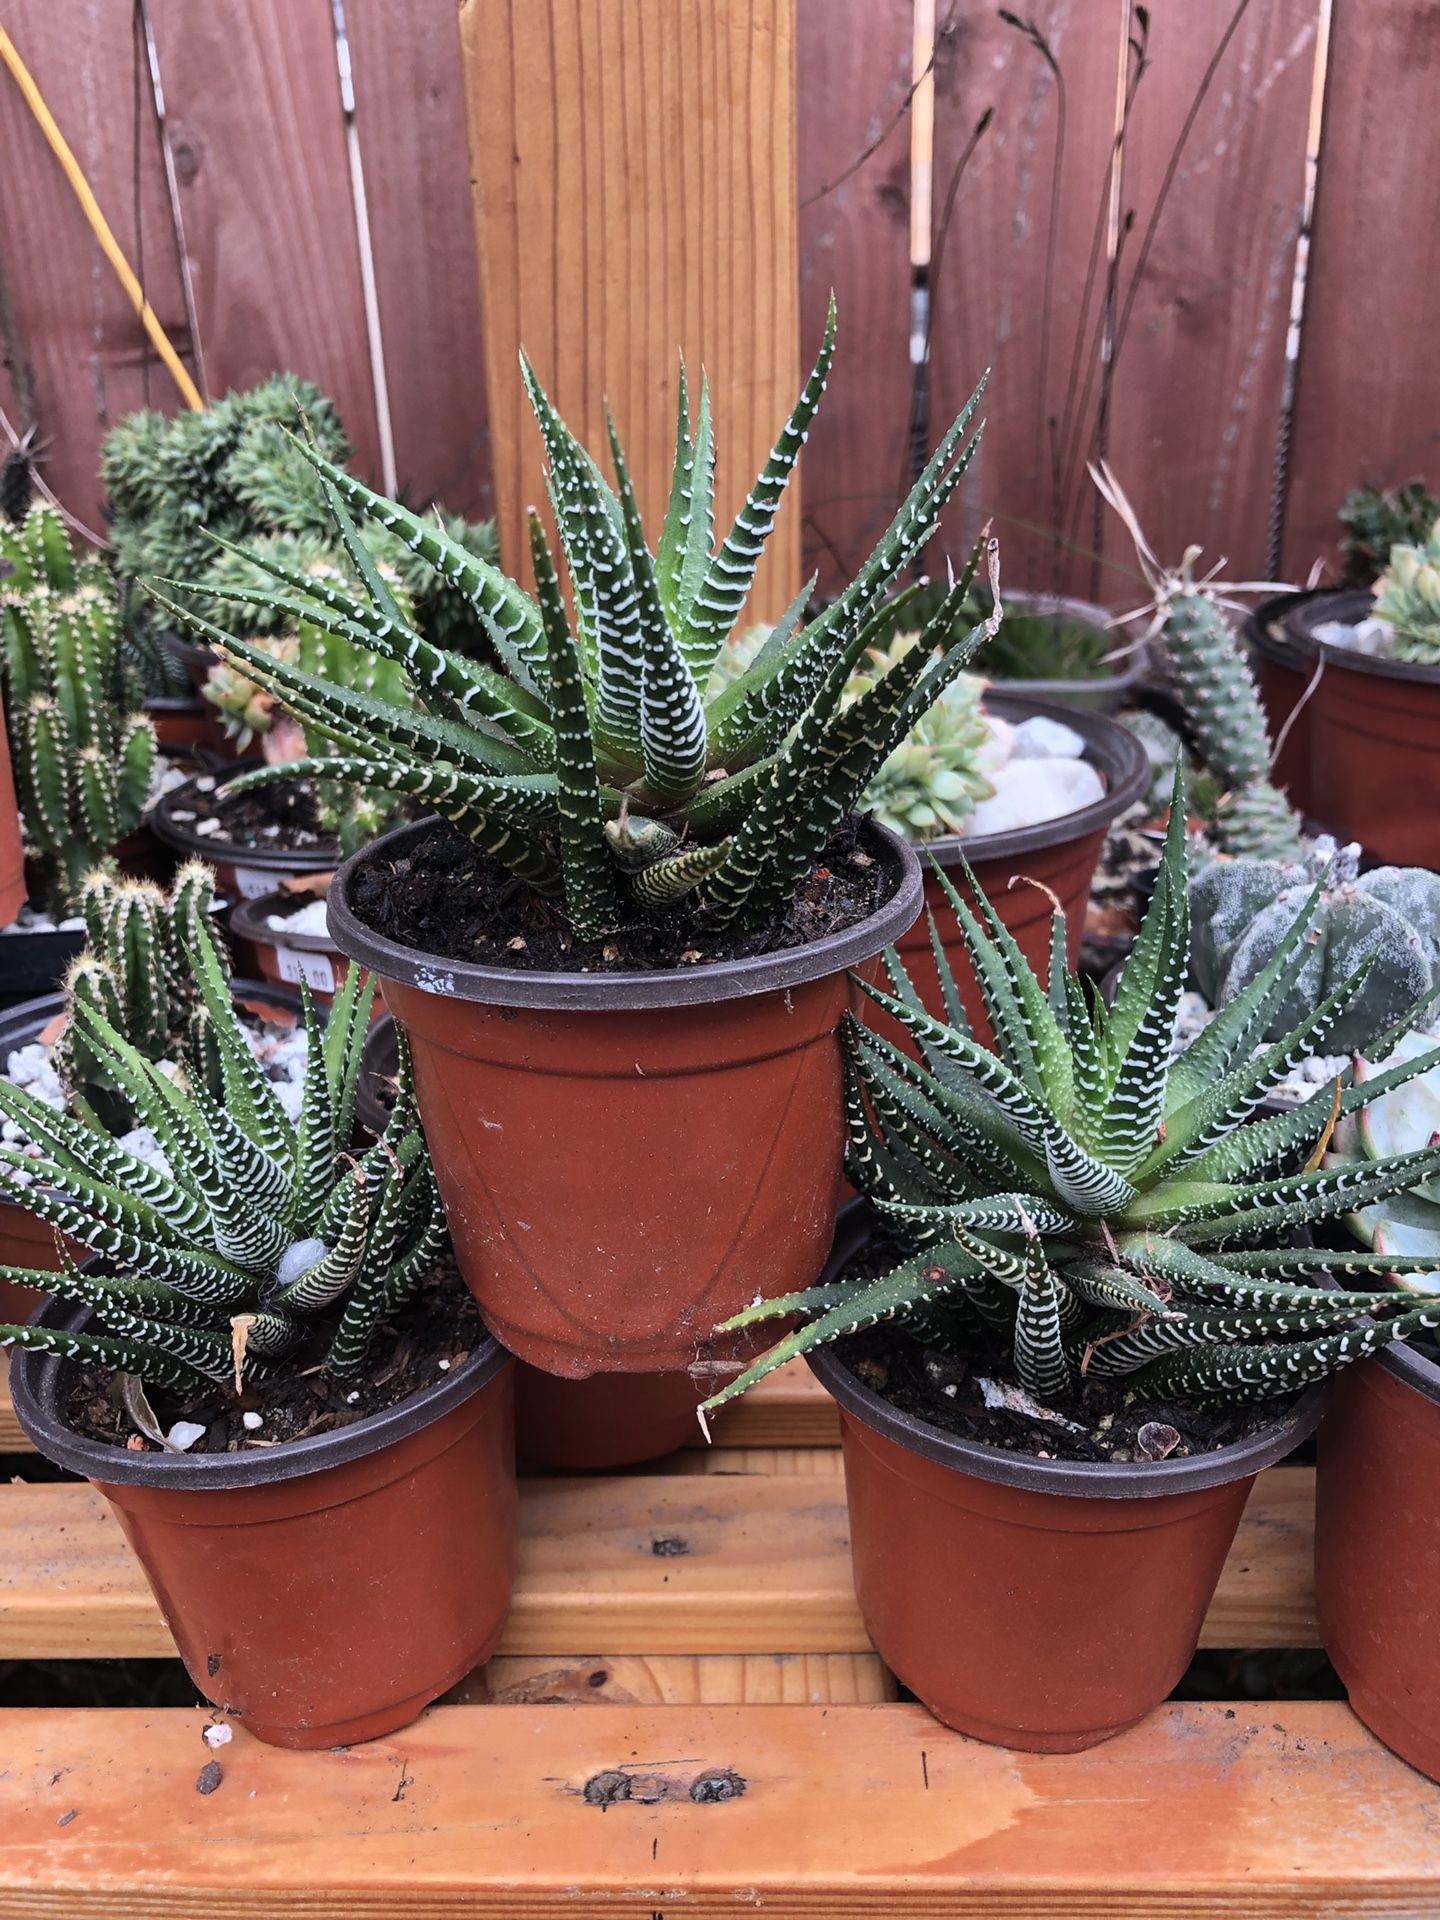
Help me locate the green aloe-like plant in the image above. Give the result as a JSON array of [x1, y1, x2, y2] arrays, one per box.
[[0, 935, 443, 1397], [147, 305, 999, 939], [701, 776, 1440, 1418]]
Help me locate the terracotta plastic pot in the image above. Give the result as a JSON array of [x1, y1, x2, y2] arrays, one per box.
[[228, 889, 367, 1007], [892, 694, 1149, 1037], [144, 694, 233, 759], [515, 1362, 704, 1469], [1245, 592, 1319, 816], [328, 815, 922, 1378], [1316, 1338, 1440, 1782], [1286, 591, 1440, 866], [808, 1205, 1327, 1751], [0, 683, 24, 930], [987, 591, 1148, 713], [152, 765, 339, 902], [10, 1293, 517, 1749]]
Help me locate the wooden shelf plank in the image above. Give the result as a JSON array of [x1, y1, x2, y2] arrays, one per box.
[[0, 1466, 1319, 1662], [466, 1653, 896, 1706], [1, 1701, 1435, 1915]]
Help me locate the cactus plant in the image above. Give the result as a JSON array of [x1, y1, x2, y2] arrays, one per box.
[[0, 934, 443, 1398], [1372, 517, 1440, 665], [1328, 1029, 1440, 1289], [0, 506, 156, 911], [845, 636, 995, 840], [149, 302, 1002, 942], [55, 862, 227, 1130], [700, 778, 1440, 1420], [1190, 841, 1440, 1054], [1339, 480, 1440, 588]]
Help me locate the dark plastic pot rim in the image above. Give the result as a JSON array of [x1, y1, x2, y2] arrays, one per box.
[[152, 766, 340, 875], [1369, 1324, 1440, 1404], [1285, 590, 1440, 689], [229, 889, 341, 955], [159, 629, 217, 673], [1245, 591, 1321, 673], [918, 691, 1151, 873], [984, 592, 1148, 707], [327, 813, 924, 1012], [807, 1204, 1328, 1499], [9, 1291, 511, 1490]]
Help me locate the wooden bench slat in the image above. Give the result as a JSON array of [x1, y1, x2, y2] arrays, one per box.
[[466, 1652, 896, 1705], [0, 1465, 1320, 1661], [0, 1701, 1435, 1915]]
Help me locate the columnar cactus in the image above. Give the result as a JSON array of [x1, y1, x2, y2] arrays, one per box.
[[0, 507, 156, 911], [1372, 517, 1440, 664]]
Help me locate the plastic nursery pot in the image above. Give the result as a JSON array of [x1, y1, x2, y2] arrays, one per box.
[[152, 764, 340, 902], [514, 1362, 705, 1469], [327, 815, 923, 1379], [988, 590, 1147, 713], [159, 628, 217, 700], [227, 889, 375, 1009], [1285, 590, 1440, 867], [10, 1295, 518, 1749], [0, 684, 24, 929], [808, 1204, 1328, 1752], [144, 694, 234, 760], [1245, 591, 1320, 816], [355, 1012, 398, 1141], [891, 694, 1149, 1039], [1315, 1338, 1440, 1782]]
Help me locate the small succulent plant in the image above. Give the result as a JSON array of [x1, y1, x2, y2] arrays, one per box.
[[1339, 481, 1440, 588], [847, 636, 994, 840], [150, 303, 1001, 942], [0, 507, 156, 911], [1372, 517, 1440, 665], [1329, 1029, 1440, 1287], [702, 780, 1440, 1418], [1191, 843, 1440, 1054], [56, 862, 227, 1131], [0, 937, 443, 1397]]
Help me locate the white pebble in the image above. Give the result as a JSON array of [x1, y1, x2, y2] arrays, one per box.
[[263, 900, 332, 939], [1010, 714, 1087, 760], [241, 1411, 263, 1432], [437, 1358, 450, 1371], [166, 1421, 208, 1452], [965, 759, 1104, 838], [202, 1723, 233, 1749], [276, 1238, 328, 1288]]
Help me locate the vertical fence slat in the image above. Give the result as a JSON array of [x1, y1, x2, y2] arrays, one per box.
[[1097, 1, 1319, 590], [147, 0, 380, 479], [795, 0, 914, 594], [344, 0, 491, 518], [1282, 0, 1440, 575], [0, 0, 190, 530], [927, 1, 1126, 597]]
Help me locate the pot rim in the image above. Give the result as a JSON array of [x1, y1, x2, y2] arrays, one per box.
[[159, 629, 217, 673], [1369, 1327, 1440, 1405], [807, 1204, 1329, 1499], [327, 813, 924, 1011], [229, 889, 341, 955], [983, 591, 1149, 702], [1285, 589, 1440, 689], [9, 1290, 511, 1489], [152, 765, 341, 874], [1244, 590, 1323, 672], [919, 691, 1150, 871], [355, 1012, 398, 1140]]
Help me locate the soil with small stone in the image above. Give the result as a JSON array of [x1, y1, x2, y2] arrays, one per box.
[[162, 774, 336, 859], [348, 815, 892, 974], [64, 1260, 485, 1455], [830, 1236, 1289, 1465]]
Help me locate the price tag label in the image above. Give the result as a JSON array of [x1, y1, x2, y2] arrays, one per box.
[[274, 946, 337, 994], [231, 865, 277, 901]]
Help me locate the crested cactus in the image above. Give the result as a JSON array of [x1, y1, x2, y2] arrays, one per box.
[[701, 778, 1440, 1418], [846, 636, 995, 840], [1372, 517, 1440, 665], [56, 862, 227, 1129], [150, 302, 1002, 942], [1190, 841, 1440, 1054], [0, 507, 155, 911], [0, 936, 443, 1396]]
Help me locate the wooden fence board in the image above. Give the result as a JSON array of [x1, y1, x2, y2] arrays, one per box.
[[1282, 0, 1440, 574], [0, 1466, 1321, 1661], [795, 0, 915, 593], [2, 1700, 1436, 1916]]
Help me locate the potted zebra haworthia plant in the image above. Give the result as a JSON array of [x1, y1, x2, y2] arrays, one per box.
[[700, 784, 1440, 1751], [151, 303, 1001, 1380], [1, 942, 515, 1750]]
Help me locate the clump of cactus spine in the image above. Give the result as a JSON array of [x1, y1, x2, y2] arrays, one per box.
[[56, 862, 227, 1132], [1372, 517, 1440, 665], [0, 506, 155, 911], [701, 778, 1440, 1421], [149, 300, 1001, 944], [0, 935, 445, 1401], [1339, 481, 1440, 587]]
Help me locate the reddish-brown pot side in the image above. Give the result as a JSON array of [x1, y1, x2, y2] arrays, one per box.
[[144, 699, 233, 758], [834, 1406, 1253, 1749], [1308, 661, 1440, 868], [0, 685, 24, 928], [1315, 1349, 1440, 1782], [514, 1362, 703, 1469], [94, 1358, 517, 1749], [226, 892, 369, 1013], [0, 1207, 76, 1322], [385, 976, 852, 1377]]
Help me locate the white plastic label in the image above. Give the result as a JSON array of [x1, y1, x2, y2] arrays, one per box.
[[275, 946, 337, 994], [231, 865, 276, 901]]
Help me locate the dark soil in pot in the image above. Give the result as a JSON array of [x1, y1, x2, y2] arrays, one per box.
[[328, 814, 922, 1378], [10, 1287, 518, 1750], [807, 1204, 1326, 1751], [152, 766, 339, 899]]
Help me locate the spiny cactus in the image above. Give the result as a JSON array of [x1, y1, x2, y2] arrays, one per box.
[[56, 862, 227, 1130], [1339, 480, 1440, 588], [149, 303, 1001, 942], [1372, 517, 1440, 665], [847, 636, 994, 841], [1329, 1029, 1440, 1287], [701, 778, 1440, 1418], [1191, 842, 1440, 1054], [0, 506, 155, 911], [0, 938, 443, 1396]]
